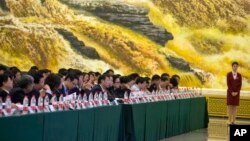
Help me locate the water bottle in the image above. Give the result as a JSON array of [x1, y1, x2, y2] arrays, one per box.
[[103, 92, 109, 105], [82, 93, 88, 108], [93, 93, 98, 101], [38, 96, 43, 111], [83, 93, 87, 102], [44, 95, 49, 112], [77, 94, 82, 109], [59, 94, 64, 102], [44, 95, 49, 106], [89, 93, 93, 101], [51, 94, 58, 110], [104, 92, 108, 101], [88, 93, 94, 108], [51, 94, 57, 103], [5, 96, 12, 114], [59, 94, 64, 110], [23, 96, 29, 112], [98, 92, 103, 101], [30, 95, 37, 111], [78, 94, 82, 101], [98, 92, 103, 106], [124, 92, 128, 99]]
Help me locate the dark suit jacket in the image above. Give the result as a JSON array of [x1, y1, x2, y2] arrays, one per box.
[[90, 85, 103, 95], [59, 84, 67, 96], [27, 89, 40, 101], [90, 85, 116, 101], [10, 88, 25, 104], [0, 88, 9, 102], [148, 83, 157, 92], [68, 87, 80, 95]]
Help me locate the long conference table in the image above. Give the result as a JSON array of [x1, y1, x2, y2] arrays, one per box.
[[0, 97, 208, 141]]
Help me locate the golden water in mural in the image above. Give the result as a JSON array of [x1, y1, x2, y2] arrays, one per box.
[[0, 0, 249, 89]]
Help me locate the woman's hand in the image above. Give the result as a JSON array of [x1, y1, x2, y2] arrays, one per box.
[[232, 92, 238, 96]]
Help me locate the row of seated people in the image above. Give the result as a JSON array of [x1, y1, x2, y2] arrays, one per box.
[[0, 64, 180, 105]]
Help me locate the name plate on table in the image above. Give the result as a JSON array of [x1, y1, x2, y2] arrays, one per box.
[[29, 106, 36, 114], [44, 106, 50, 112], [49, 105, 56, 112], [2, 109, 16, 116]]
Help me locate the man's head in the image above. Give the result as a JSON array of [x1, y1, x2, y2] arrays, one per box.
[[136, 77, 147, 90], [31, 72, 45, 91], [113, 75, 121, 89], [160, 76, 169, 88], [0, 73, 13, 91], [105, 69, 114, 76], [64, 73, 78, 90], [151, 74, 161, 85], [18, 75, 34, 93], [98, 74, 110, 89], [45, 74, 62, 91], [10, 67, 21, 82]]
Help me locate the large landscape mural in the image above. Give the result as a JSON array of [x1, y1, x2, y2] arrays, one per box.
[[0, 0, 249, 89]]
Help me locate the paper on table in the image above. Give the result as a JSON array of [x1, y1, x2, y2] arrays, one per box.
[[64, 92, 77, 101]]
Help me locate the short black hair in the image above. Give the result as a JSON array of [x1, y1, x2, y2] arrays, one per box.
[[161, 76, 169, 82], [30, 66, 39, 71], [105, 69, 114, 74], [31, 72, 44, 84], [88, 71, 95, 76], [152, 75, 161, 81], [170, 77, 178, 87], [144, 77, 150, 84], [172, 74, 180, 79], [136, 77, 146, 84], [58, 68, 68, 76], [161, 73, 170, 78], [98, 74, 109, 84], [232, 62, 239, 66], [45, 74, 61, 91], [129, 73, 140, 81], [65, 73, 78, 81], [17, 75, 34, 89], [0, 64, 8, 72], [9, 66, 18, 71], [28, 66, 38, 76], [120, 76, 129, 84], [10, 67, 21, 79], [38, 69, 51, 74], [113, 75, 120, 83], [0, 73, 12, 87], [95, 72, 101, 77]]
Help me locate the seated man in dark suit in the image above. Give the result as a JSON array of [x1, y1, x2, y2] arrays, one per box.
[[0, 73, 13, 101], [90, 74, 114, 101], [148, 74, 160, 92], [60, 73, 78, 96], [113, 76, 131, 98], [28, 72, 45, 102], [43, 73, 62, 99], [10, 75, 34, 104]]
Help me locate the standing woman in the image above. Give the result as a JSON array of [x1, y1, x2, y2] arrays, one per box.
[[227, 62, 242, 125]]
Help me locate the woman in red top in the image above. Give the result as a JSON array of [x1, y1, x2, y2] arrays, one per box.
[[227, 62, 242, 125]]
